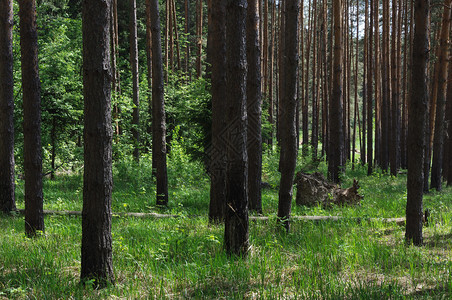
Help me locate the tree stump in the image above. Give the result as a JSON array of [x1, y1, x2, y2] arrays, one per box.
[[294, 171, 363, 207]]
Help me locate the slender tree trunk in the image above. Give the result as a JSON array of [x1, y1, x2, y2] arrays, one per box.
[[81, 0, 114, 286], [430, 0, 451, 191], [165, 0, 169, 82], [247, 0, 263, 214], [172, 0, 181, 70], [185, 0, 191, 80], [150, 0, 169, 206], [277, 0, 299, 231], [208, 0, 226, 223], [361, 0, 368, 166], [381, 0, 390, 172], [0, 0, 16, 213], [447, 63, 452, 185], [145, 0, 153, 143], [19, 0, 44, 237], [268, 0, 276, 147], [224, 0, 249, 257], [196, 0, 203, 78], [390, 0, 401, 176], [374, 0, 382, 169], [311, 0, 318, 160], [302, 0, 312, 152], [367, 0, 374, 175], [352, 0, 359, 168], [130, 0, 140, 161], [406, 0, 429, 246], [277, 1, 286, 145], [401, 0, 410, 169], [111, 0, 120, 138]]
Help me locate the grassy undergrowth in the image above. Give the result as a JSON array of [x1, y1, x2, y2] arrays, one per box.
[[1, 150, 452, 299]]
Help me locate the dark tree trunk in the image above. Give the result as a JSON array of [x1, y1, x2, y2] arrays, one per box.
[[446, 53, 452, 185], [406, 0, 429, 246], [277, 0, 299, 231], [430, 0, 451, 191], [130, 0, 140, 161], [247, 0, 263, 214], [0, 0, 16, 213], [19, 0, 44, 237], [150, 0, 169, 206], [328, 0, 344, 183], [208, 0, 226, 223], [80, 0, 114, 286], [224, 0, 249, 257]]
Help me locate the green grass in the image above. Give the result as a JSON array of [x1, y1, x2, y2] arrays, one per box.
[[2, 152, 452, 299]]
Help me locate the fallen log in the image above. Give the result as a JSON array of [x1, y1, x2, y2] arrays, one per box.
[[294, 171, 363, 207]]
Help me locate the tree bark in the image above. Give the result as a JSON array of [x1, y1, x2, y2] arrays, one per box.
[[328, 0, 344, 183], [129, 0, 140, 161], [247, 0, 263, 214], [224, 0, 249, 256], [208, 0, 227, 223], [196, 0, 203, 78], [81, 0, 114, 286], [150, 0, 169, 206], [0, 0, 16, 213], [406, 0, 429, 246], [430, 0, 451, 191], [19, 0, 44, 237], [277, 0, 299, 232]]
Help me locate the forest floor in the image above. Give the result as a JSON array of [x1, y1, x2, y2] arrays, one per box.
[[1, 153, 451, 299]]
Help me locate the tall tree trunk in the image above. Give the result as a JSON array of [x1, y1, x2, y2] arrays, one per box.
[[247, 0, 263, 214], [150, 0, 169, 206], [0, 0, 16, 213], [352, 0, 360, 168], [311, 0, 318, 160], [208, 0, 226, 223], [390, 0, 401, 176], [224, 0, 249, 257], [374, 0, 382, 169], [381, 0, 390, 172], [401, 0, 411, 169], [111, 0, 120, 138], [328, 0, 344, 183], [447, 63, 452, 185], [268, 0, 276, 147], [145, 0, 153, 143], [406, 0, 429, 246], [430, 0, 451, 191], [19, 0, 44, 237], [277, 0, 299, 231], [130, 0, 140, 161], [367, 0, 374, 175], [81, 0, 114, 286], [277, 1, 286, 145], [362, 0, 368, 166], [302, 0, 312, 153]]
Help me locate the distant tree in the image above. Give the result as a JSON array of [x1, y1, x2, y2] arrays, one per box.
[[277, 0, 299, 231], [224, 0, 249, 257], [150, 0, 169, 206], [328, 0, 344, 183], [80, 0, 114, 286], [0, 0, 16, 213], [129, 0, 140, 161], [406, 0, 429, 246], [19, 0, 44, 237], [208, 0, 226, 223], [247, 0, 263, 214]]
